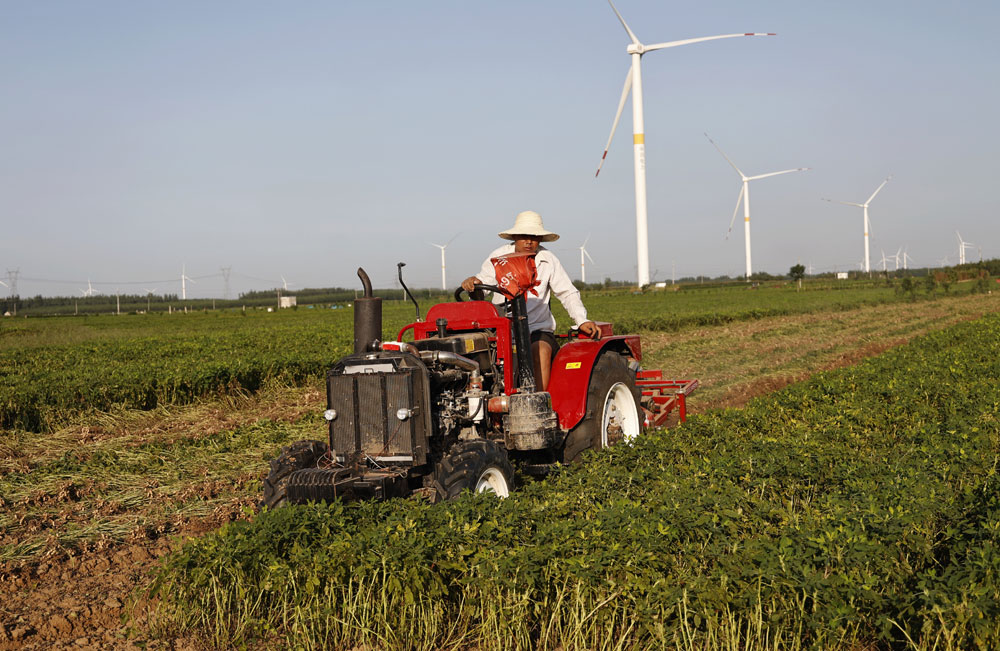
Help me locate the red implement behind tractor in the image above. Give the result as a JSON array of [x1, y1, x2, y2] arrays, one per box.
[[261, 255, 697, 507]]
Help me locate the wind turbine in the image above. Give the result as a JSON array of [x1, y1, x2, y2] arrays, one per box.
[[280, 275, 294, 291], [579, 235, 595, 283], [956, 231, 974, 265], [181, 264, 196, 300], [822, 176, 892, 275], [144, 288, 157, 312], [79, 279, 97, 297], [430, 233, 459, 291], [705, 134, 809, 280], [890, 247, 902, 271], [595, 0, 774, 288]]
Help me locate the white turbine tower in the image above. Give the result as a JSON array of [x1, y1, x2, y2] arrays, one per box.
[[144, 288, 157, 312], [579, 235, 595, 283], [902, 248, 914, 270], [705, 134, 809, 280], [822, 176, 892, 275], [181, 264, 196, 300], [595, 0, 774, 288], [430, 234, 459, 291], [891, 247, 902, 271], [956, 231, 974, 265]]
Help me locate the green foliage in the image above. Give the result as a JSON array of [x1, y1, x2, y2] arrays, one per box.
[[898, 276, 916, 300], [152, 313, 1000, 649], [0, 309, 398, 432], [788, 264, 806, 282], [0, 285, 984, 433], [924, 273, 937, 295]]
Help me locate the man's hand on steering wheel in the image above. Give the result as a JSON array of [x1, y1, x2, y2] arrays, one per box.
[[461, 276, 479, 292], [578, 321, 600, 340]]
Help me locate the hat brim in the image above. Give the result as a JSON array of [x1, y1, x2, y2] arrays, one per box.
[[499, 231, 559, 242]]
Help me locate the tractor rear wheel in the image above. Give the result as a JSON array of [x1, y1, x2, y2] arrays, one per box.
[[561, 352, 641, 464], [260, 439, 330, 510], [430, 439, 514, 502]]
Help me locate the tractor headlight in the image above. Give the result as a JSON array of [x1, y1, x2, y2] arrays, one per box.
[[396, 408, 413, 421], [324, 409, 337, 421]]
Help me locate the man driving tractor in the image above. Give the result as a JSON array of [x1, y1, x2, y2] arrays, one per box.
[[461, 210, 599, 390]]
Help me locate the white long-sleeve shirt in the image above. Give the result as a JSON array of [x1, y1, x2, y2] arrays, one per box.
[[474, 244, 588, 333]]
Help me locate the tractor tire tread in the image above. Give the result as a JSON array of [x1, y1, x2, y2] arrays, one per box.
[[431, 439, 514, 502], [260, 439, 329, 510], [561, 352, 641, 464]]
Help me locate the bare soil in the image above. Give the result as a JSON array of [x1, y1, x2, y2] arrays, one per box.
[[1, 292, 997, 649]]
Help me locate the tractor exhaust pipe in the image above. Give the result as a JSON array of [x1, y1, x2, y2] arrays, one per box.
[[354, 267, 382, 354]]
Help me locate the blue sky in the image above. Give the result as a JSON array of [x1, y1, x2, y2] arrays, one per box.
[[2, 1, 998, 297]]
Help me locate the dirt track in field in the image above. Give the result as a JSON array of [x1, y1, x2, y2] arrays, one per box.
[[1, 292, 997, 649]]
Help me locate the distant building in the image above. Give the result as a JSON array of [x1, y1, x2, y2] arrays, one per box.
[[279, 296, 297, 309], [836, 272, 849, 280]]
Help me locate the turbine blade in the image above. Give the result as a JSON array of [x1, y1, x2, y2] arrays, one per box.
[[596, 66, 633, 177], [607, 0, 640, 45], [866, 175, 892, 204], [822, 198, 864, 208], [747, 167, 810, 181], [645, 32, 776, 52], [704, 133, 745, 177], [725, 185, 745, 240], [445, 232, 460, 247], [582, 234, 591, 248], [585, 249, 595, 264]]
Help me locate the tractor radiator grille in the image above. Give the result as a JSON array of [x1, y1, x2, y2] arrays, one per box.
[[327, 369, 423, 464]]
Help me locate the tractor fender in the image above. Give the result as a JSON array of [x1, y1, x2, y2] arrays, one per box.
[[548, 335, 641, 431]]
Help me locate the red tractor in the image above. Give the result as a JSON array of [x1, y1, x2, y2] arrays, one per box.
[[262, 255, 697, 507]]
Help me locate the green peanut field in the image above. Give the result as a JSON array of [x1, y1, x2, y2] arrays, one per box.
[[1, 278, 998, 649]]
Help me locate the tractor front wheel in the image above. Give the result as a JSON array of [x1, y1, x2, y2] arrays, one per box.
[[260, 439, 330, 510], [562, 352, 642, 464], [430, 439, 514, 502]]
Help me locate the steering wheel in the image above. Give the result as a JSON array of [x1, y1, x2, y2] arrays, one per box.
[[454, 284, 506, 302]]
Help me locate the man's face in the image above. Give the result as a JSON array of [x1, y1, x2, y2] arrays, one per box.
[[513, 235, 542, 254]]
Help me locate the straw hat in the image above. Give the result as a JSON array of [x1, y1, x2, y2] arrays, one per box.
[[498, 210, 560, 242]]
